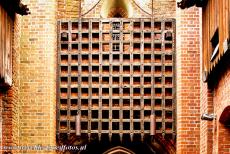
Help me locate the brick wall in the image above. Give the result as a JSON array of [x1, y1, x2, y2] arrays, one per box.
[[0, 13, 21, 153], [2, 89, 14, 152], [58, 0, 80, 19], [176, 4, 201, 153], [200, 54, 230, 154], [18, 0, 57, 153], [213, 64, 230, 154], [152, 0, 176, 18]]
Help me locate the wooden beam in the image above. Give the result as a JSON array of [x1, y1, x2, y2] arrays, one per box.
[[177, 0, 208, 9]]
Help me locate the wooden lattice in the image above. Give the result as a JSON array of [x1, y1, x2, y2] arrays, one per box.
[[57, 18, 176, 142]]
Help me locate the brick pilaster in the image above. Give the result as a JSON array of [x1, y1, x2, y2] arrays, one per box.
[[19, 0, 57, 153], [176, 5, 201, 154]]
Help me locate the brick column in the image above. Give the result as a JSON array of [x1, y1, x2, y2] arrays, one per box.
[[200, 82, 214, 154], [19, 0, 57, 152], [176, 4, 201, 154], [1, 14, 22, 153], [213, 65, 230, 154]]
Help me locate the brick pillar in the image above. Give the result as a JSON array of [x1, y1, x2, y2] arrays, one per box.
[[176, 4, 201, 154], [11, 14, 22, 150], [1, 14, 22, 153], [200, 82, 214, 154], [19, 0, 57, 152]]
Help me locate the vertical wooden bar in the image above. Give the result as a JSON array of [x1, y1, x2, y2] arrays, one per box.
[[5, 14, 9, 83], [207, 2, 211, 71], [119, 19, 123, 142], [151, 18, 155, 135], [226, 0, 229, 40], [172, 19, 176, 139], [2, 8, 6, 80], [99, 20, 102, 139], [78, 19, 82, 135], [140, 19, 144, 141], [229, 0, 230, 40], [67, 21, 71, 135], [162, 20, 165, 138], [89, 19, 92, 139], [218, 0, 223, 56], [130, 20, 134, 141], [57, 21, 61, 135], [108, 20, 112, 141]]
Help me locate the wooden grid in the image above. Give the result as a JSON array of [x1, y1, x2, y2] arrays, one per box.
[[57, 18, 176, 141]]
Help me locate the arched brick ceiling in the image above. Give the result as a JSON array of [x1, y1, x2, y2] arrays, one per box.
[[100, 0, 133, 18], [219, 105, 230, 125], [103, 146, 135, 154]]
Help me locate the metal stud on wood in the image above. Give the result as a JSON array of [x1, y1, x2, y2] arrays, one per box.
[[76, 114, 81, 136]]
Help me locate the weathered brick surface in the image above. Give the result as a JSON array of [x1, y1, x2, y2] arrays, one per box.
[[176, 4, 201, 154], [152, 0, 176, 18], [18, 0, 57, 153], [58, 0, 80, 19], [0, 13, 21, 153], [12, 14, 22, 150]]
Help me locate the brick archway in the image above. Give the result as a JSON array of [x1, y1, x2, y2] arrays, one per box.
[[219, 105, 230, 125], [217, 106, 230, 153], [103, 146, 135, 154]]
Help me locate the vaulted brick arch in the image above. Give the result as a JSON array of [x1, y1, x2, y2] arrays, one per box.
[[100, 0, 133, 18], [219, 105, 230, 125], [107, 7, 128, 18], [57, 133, 176, 154], [103, 146, 135, 154]]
